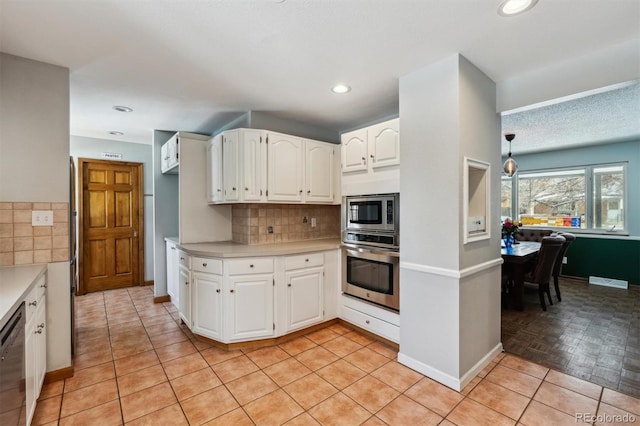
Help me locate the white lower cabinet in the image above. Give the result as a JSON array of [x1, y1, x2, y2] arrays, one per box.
[[25, 274, 47, 426], [226, 274, 274, 341], [192, 271, 223, 340], [284, 253, 324, 333], [178, 253, 191, 326], [340, 295, 400, 343], [166, 241, 179, 308]]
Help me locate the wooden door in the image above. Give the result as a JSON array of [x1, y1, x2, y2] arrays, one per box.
[[79, 159, 143, 293]]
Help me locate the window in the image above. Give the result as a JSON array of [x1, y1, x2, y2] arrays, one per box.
[[501, 163, 627, 233]]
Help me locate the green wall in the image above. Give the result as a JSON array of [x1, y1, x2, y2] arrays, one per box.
[[562, 237, 640, 285]]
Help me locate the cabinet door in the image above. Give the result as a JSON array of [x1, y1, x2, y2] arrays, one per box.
[[226, 274, 274, 340], [178, 265, 191, 327], [285, 267, 323, 332], [267, 133, 303, 202], [193, 272, 223, 340], [341, 129, 368, 172], [35, 297, 47, 393], [305, 140, 334, 203], [168, 134, 179, 168], [165, 242, 178, 305], [207, 136, 223, 203], [25, 317, 36, 426], [241, 130, 264, 202], [368, 119, 400, 169], [222, 131, 239, 202], [160, 142, 170, 173]]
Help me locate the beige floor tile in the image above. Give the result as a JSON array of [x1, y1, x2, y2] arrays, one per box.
[[64, 361, 115, 392], [446, 398, 515, 426], [477, 361, 498, 378], [282, 373, 338, 410], [200, 346, 242, 366], [58, 400, 122, 426], [38, 380, 64, 400], [244, 389, 304, 425], [500, 354, 549, 379], [601, 388, 640, 416], [72, 347, 114, 371], [60, 379, 119, 418], [519, 400, 577, 426], [111, 341, 154, 360], [155, 340, 197, 363], [120, 382, 177, 423], [211, 354, 260, 383], [117, 364, 167, 397], [460, 376, 482, 396], [370, 360, 423, 392], [344, 347, 390, 373], [533, 382, 598, 417], [144, 320, 181, 337], [148, 330, 188, 349], [170, 367, 222, 401], [226, 370, 279, 405], [279, 336, 318, 356], [316, 359, 366, 390], [283, 412, 322, 425], [308, 392, 371, 426], [263, 357, 312, 387], [321, 335, 363, 357], [595, 402, 639, 426], [295, 346, 340, 371], [162, 352, 208, 380], [201, 407, 254, 426], [404, 377, 464, 417], [343, 375, 400, 413], [180, 386, 239, 425], [484, 365, 542, 397], [31, 395, 62, 425], [545, 369, 603, 400], [376, 395, 442, 426], [360, 415, 387, 426], [343, 330, 374, 346], [113, 350, 159, 377], [244, 345, 291, 369], [468, 379, 530, 420], [305, 328, 340, 345], [367, 341, 398, 359], [125, 403, 188, 426]]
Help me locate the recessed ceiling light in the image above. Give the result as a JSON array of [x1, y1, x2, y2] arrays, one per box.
[[109, 131, 124, 136], [113, 105, 133, 113], [332, 84, 351, 94], [498, 0, 538, 16]]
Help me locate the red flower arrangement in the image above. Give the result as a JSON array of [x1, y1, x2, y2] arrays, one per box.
[[501, 218, 521, 239]]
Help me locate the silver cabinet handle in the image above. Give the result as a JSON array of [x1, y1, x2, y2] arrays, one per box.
[[41, 284, 47, 288], [185, 281, 189, 286], [35, 329, 43, 334], [305, 258, 309, 262], [202, 263, 207, 267], [249, 264, 254, 268], [38, 323, 45, 328], [171, 247, 176, 251], [299, 190, 303, 194], [216, 289, 220, 293], [365, 320, 370, 324], [307, 190, 311, 194], [230, 289, 235, 293], [217, 189, 222, 192], [29, 301, 37, 307], [361, 157, 365, 161], [180, 257, 185, 261], [232, 187, 236, 191], [245, 187, 249, 191]]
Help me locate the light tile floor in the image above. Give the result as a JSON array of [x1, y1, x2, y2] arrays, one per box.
[[33, 286, 640, 425]]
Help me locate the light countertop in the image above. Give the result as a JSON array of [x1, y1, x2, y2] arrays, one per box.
[[0, 263, 47, 330], [165, 237, 341, 258]]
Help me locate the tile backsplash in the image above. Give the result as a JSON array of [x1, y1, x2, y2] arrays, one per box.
[[232, 204, 340, 245], [0, 202, 70, 266]]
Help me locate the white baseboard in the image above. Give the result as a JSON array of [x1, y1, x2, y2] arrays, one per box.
[[589, 276, 628, 289], [397, 343, 503, 392]]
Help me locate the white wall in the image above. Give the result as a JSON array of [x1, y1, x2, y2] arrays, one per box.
[[70, 136, 154, 281]]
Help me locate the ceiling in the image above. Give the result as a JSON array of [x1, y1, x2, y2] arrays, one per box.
[[1, 0, 639, 149]]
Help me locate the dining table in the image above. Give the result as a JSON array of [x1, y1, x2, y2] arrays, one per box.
[[501, 241, 541, 310]]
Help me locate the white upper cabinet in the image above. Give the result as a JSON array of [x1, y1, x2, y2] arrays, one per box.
[[341, 129, 368, 173], [222, 130, 240, 202], [241, 129, 265, 202], [305, 139, 335, 203], [161, 133, 180, 174], [369, 119, 400, 169], [206, 135, 223, 203], [267, 132, 304, 202], [341, 118, 400, 195]]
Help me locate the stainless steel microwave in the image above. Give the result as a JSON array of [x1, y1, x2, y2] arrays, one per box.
[[342, 193, 399, 234]]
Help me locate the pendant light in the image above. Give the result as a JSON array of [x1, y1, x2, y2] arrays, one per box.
[[503, 133, 518, 177]]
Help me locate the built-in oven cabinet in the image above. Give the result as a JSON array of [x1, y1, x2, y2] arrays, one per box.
[[341, 118, 400, 196], [340, 295, 400, 343], [25, 274, 47, 426]]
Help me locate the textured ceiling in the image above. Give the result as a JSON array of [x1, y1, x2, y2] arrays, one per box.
[[0, 0, 639, 145], [501, 81, 640, 155]]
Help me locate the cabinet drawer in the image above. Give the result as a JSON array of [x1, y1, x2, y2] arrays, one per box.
[[341, 306, 399, 343], [285, 252, 324, 271], [178, 252, 190, 268], [192, 257, 223, 274], [25, 275, 46, 320], [226, 257, 273, 275]]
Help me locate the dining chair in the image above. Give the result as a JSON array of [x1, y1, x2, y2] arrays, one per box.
[[551, 232, 576, 302], [525, 235, 565, 311]]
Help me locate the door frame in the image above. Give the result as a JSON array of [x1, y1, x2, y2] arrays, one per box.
[[77, 158, 145, 295]]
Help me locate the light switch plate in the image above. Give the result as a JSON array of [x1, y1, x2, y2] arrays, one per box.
[[32, 210, 54, 226]]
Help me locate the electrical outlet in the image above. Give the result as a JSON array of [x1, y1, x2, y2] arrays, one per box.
[[311, 217, 317, 228], [267, 226, 273, 234], [562, 256, 567, 264], [32, 210, 53, 226]]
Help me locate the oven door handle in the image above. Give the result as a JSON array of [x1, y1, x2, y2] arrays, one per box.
[[342, 243, 400, 258]]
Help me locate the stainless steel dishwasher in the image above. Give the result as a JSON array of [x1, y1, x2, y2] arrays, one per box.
[[0, 302, 26, 426]]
